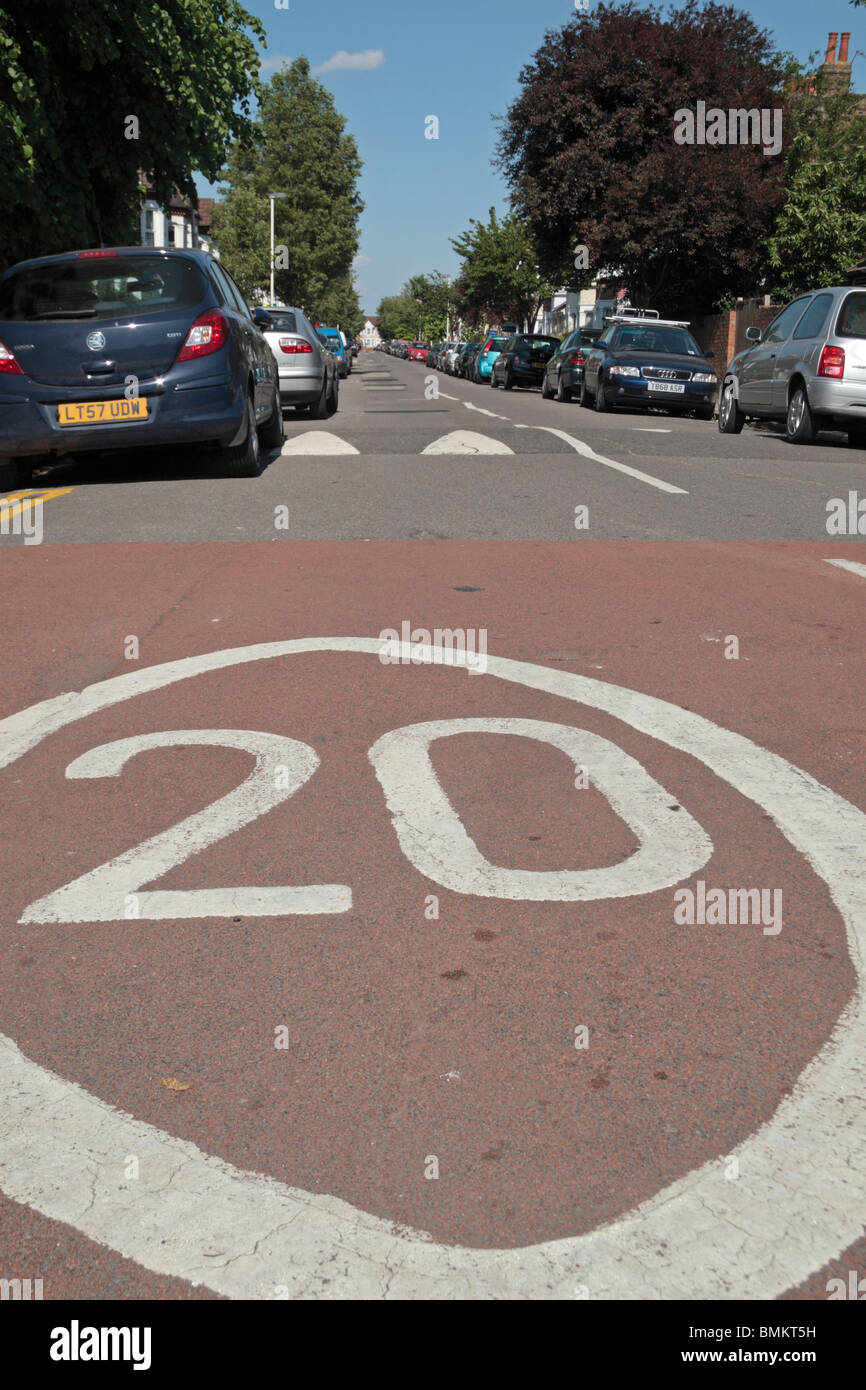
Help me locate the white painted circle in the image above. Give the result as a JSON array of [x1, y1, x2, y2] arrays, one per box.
[[0, 637, 863, 1300]]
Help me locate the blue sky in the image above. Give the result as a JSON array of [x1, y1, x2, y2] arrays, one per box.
[[197, 0, 863, 315]]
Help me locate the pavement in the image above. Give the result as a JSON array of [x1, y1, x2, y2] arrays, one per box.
[[0, 354, 864, 1301]]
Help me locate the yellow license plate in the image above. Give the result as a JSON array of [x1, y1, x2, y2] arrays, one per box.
[[57, 398, 148, 426]]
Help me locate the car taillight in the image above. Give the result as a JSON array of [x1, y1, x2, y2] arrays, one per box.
[[176, 308, 228, 362], [483, 341, 493, 352], [0, 338, 23, 374], [570, 350, 586, 366], [818, 344, 845, 378], [76, 249, 118, 259], [278, 337, 313, 354]]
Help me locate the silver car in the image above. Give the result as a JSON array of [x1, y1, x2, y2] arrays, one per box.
[[252, 306, 338, 418], [718, 286, 866, 445]]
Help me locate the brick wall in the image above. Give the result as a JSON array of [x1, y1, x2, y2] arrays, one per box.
[[690, 302, 784, 370]]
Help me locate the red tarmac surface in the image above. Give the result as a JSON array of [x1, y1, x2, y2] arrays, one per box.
[[0, 540, 863, 1298]]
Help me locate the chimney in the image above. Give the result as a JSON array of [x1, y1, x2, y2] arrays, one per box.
[[839, 32, 850, 62], [819, 30, 852, 95], [825, 32, 838, 63]]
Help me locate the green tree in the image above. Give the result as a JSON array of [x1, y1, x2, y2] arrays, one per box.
[[0, 0, 263, 271], [767, 72, 866, 295], [311, 275, 364, 336], [450, 208, 553, 330], [495, 1, 789, 316], [213, 57, 364, 314], [375, 295, 418, 341]]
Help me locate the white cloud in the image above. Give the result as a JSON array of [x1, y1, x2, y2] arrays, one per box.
[[260, 54, 293, 73], [314, 49, 385, 74], [353, 253, 372, 267]]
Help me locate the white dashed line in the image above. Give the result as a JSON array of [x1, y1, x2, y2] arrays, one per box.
[[516, 424, 688, 494]]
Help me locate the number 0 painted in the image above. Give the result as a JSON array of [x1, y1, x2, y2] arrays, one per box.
[[368, 717, 712, 899]]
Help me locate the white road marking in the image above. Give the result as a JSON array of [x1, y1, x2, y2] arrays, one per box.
[[0, 638, 864, 1299], [463, 402, 512, 422], [631, 428, 672, 433], [516, 424, 688, 494], [435, 391, 459, 401], [281, 432, 359, 455], [421, 430, 514, 455], [824, 558, 866, 580], [363, 386, 406, 392], [369, 717, 711, 900]]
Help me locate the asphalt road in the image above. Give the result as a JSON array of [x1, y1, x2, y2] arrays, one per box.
[[2, 351, 865, 543], [0, 353, 864, 1304]]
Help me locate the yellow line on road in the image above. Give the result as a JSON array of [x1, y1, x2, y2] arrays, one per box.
[[0, 487, 74, 525]]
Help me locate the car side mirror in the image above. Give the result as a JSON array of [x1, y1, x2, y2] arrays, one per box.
[[746, 327, 761, 343]]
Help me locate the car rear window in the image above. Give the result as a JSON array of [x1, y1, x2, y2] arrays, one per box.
[[836, 292, 866, 338], [0, 254, 208, 321], [487, 338, 507, 350], [268, 312, 298, 333]]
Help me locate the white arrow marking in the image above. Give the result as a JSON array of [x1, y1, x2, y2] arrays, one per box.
[[421, 430, 513, 455], [0, 640, 864, 1299], [281, 432, 359, 455]]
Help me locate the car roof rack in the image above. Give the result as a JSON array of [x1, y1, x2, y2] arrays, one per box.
[[605, 312, 691, 329]]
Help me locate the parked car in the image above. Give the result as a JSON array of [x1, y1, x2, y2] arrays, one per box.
[[541, 329, 593, 403], [580, 311, 717, 417], [490, 333, 560, 390], [473, 336, 509, 382], [718, 286, 866, 444], [0, 245, 283, 481], [456, 342, 480, 377], [426, 342, 442, 366], [408, 341, 429, 362], [317, 326, 350, 378], [252, 305, 338, 420]]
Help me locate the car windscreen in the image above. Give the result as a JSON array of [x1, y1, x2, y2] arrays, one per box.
[[412, 342, 428, 348], [836, 293, 866, 338], [268, 312, 298, 333], [322, 335, 343, 351], [0, 255, 208, 321], [611, 327, 702, 355]]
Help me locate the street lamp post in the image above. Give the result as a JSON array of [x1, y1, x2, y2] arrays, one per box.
[[268, 192, 288, 305]]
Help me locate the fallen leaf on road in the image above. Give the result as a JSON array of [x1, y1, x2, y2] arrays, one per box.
[[161, 1077, 193, 1092]]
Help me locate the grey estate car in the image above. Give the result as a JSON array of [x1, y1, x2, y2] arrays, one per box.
[[719, 286, 866, 445]]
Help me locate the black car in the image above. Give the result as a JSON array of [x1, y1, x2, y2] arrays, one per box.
[[457, 342, 480, 378], [426, 342, 442, 366], [490, 334, 560, 389], [0, 246, 283, 481], [580, 313, 718, 417], [540, 329, 594, 403]]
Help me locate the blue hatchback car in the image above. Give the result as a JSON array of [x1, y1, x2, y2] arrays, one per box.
[[0, 246, 283, 480], [317, 327, 350, 378]]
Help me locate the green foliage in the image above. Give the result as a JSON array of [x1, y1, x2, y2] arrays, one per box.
[[214, 57, 364, 317], [451, 208, 554, 329], [375, 295, 419, 341], [377, 272, 454, 340], [0, 0, 263, 271], [767, 73, 866, 295]]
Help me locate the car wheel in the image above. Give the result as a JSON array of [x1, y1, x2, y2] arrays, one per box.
[[717, 382, 745, 434], [221, 391, 262, 477], [556, 374, 572, 403], [579, 379, 594, 408], [541, 370, 554, 399], [502, 368, 514, 391], [490, 371, 498, 388], [328, 373, 339, 415], [593, 375, 611, 412], [0, 457, 35, 489], [309, 374, 330, 421], [786, 384, 818, 444], [258, 380, 284, 449]]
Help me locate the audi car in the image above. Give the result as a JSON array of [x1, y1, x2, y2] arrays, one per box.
[[580, 313, 717, 417], [0, 246, 283, 480]]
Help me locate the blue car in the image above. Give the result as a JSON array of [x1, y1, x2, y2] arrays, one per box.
[[317, 327, 350, 378], [0, 246, 284, 481], [473, 335, 509, 382]]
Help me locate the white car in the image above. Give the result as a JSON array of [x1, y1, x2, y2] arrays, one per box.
[[253, 305, 339, 418]]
